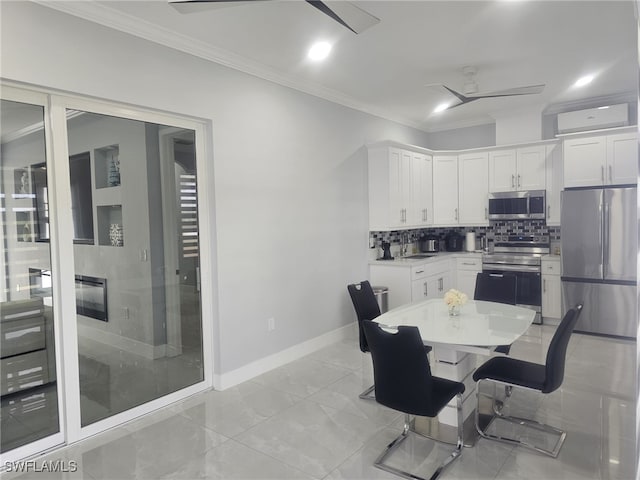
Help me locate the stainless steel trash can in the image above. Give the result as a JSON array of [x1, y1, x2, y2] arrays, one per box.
[[372, 286, 389, 313]]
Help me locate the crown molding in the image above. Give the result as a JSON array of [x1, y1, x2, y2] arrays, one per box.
[[34, 1, 432, 132]]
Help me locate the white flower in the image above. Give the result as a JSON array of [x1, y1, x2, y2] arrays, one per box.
[[443, 288, 468, 307]]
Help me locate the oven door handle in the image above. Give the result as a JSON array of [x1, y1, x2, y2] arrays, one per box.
[[482, 264, 540, 273]]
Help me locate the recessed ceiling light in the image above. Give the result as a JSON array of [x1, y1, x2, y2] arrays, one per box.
[[597, 105, 610, 110], [433, 103, 450, 113], [308, 41, 332, 61], [574, 74, 595, 88]]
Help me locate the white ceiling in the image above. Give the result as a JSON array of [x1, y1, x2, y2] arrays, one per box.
[[32, 1, 640, 132]]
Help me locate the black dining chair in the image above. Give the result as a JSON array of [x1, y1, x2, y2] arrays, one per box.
[[472, 303, 583, 457], [362, 320, 465, 480], [347, 281, 432, 399], [473, 272, 518, 355]]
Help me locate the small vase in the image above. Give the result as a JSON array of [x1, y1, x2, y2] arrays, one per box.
[[448, 304, 460, 316]]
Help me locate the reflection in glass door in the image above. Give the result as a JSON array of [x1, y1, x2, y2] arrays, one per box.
[[0, 99, 60, 452], [64, 111, 203, 426]]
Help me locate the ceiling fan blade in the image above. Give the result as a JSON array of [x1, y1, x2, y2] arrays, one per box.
[[305, 1, 380, 34], [170, 0, 379, 34], [469, 84, 546, 98], [170, 0, 267, 14], [441, 85, 473, 104]]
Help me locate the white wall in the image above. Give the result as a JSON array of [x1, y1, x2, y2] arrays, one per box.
[[0, 2, 431, 374], [426, 123, 496, 150]]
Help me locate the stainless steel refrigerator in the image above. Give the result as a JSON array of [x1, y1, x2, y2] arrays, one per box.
[[561, 187, 637, 338]]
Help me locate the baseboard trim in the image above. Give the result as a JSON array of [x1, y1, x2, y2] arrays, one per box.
[[213, 322, 355, 390]]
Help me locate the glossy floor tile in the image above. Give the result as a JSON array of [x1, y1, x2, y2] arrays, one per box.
[[2, 325, 636, 480]]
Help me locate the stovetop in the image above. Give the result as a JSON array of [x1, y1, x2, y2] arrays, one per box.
[[483, 235, 550, 265]]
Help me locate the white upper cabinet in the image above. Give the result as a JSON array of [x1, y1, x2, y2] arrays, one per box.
[[489, 145, 546, 192], [368, 145, 433, 230], [432, 154, 459, 225], [606, 132, 637, 185], [545, 142, 562, 226], [516, 146, 547, 190], [458, 151, 489, 225], [563, 130, 637, 188], [411, 152, 434, 226], [488, 149, 516, 192]]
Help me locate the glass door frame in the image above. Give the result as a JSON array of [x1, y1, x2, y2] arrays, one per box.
[[1, 82, 216, 459], [0, 85, 66, 465]]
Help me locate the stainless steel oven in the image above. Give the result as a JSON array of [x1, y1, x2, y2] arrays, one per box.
[[482, 235, 549, 324]]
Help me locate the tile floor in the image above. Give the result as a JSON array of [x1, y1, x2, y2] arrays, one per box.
[[2, 323, 636, 480]]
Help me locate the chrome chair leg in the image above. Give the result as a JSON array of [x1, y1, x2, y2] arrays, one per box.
[[374, 396, 464, 480], [475, 379, 567, 458], [359, 383, 376, 400]]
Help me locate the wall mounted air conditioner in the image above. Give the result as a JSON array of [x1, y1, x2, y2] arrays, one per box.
[[557, 103, 629, 134]]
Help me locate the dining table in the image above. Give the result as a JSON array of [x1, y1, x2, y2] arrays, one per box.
[[373, 298, 536, 446]]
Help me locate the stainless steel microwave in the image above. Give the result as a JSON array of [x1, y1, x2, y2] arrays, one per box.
[[488, 190, 546, 220]]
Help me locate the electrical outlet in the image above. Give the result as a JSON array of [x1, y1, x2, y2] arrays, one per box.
[[267, 317, 275, 331]]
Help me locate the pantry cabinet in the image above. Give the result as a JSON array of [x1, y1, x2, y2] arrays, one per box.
[[488, 145, 546, 192], [563, 129, 637, 188], [368, 145, 433, 230]]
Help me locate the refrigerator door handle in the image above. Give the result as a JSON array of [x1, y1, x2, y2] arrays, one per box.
[[598, 198, 604, 278], [603, 201, 610, 278]]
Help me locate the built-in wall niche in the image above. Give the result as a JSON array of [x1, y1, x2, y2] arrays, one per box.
[[94, 144, 120, 189], [97, 205, 123, 247]]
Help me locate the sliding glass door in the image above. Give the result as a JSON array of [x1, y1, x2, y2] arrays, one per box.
[[0, 92, 63, 457], [64, 110, 205, 427], [0, 85, 212, 460]]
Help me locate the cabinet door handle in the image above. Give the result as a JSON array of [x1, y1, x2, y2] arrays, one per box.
[[415, 270, 424, 274], [511, 174, 515, 188], [543, 278, 546, 293], [517, 174, 521, 188], [454, 208, 458, 221], [438, 277, 443, 291], [547, 205, 551, 218], [601, 165, 605, 182], [609, 165, 613, 182], [485, 207, 488, 219], [424, 282, 428, 297]]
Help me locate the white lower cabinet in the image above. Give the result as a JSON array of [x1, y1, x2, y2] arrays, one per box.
[[541, 256, 562, 321], [454, 256, 482, 298], [370, 258, 452, 310]]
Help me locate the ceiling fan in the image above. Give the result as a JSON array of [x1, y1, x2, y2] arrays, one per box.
[[430, 66, 545, 110], [169, 0, 380, 34]]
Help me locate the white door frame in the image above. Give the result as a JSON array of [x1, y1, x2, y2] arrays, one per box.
[[0, 82, 216, 458]]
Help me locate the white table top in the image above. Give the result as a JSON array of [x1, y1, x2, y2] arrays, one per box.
[[374, 299, 536, 348]]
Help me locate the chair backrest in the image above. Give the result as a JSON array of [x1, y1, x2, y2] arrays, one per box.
[[347, 281, 381, 353], [361, 320, 444, 417], [543, 304, 583, 393], [474, 272, 517, 305]]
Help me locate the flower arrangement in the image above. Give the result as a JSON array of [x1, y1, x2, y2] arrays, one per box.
[[444, 288, 467, 316]]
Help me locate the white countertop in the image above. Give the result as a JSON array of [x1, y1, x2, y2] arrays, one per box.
[[368, 250, 482, 267], [374, 299, 536, 348]]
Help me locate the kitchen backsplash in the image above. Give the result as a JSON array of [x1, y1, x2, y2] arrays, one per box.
[[370, 220, 561, 252]]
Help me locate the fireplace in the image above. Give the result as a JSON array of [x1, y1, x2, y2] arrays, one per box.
[[29, 270, 108, 322], [75, 275, 108, 322]]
